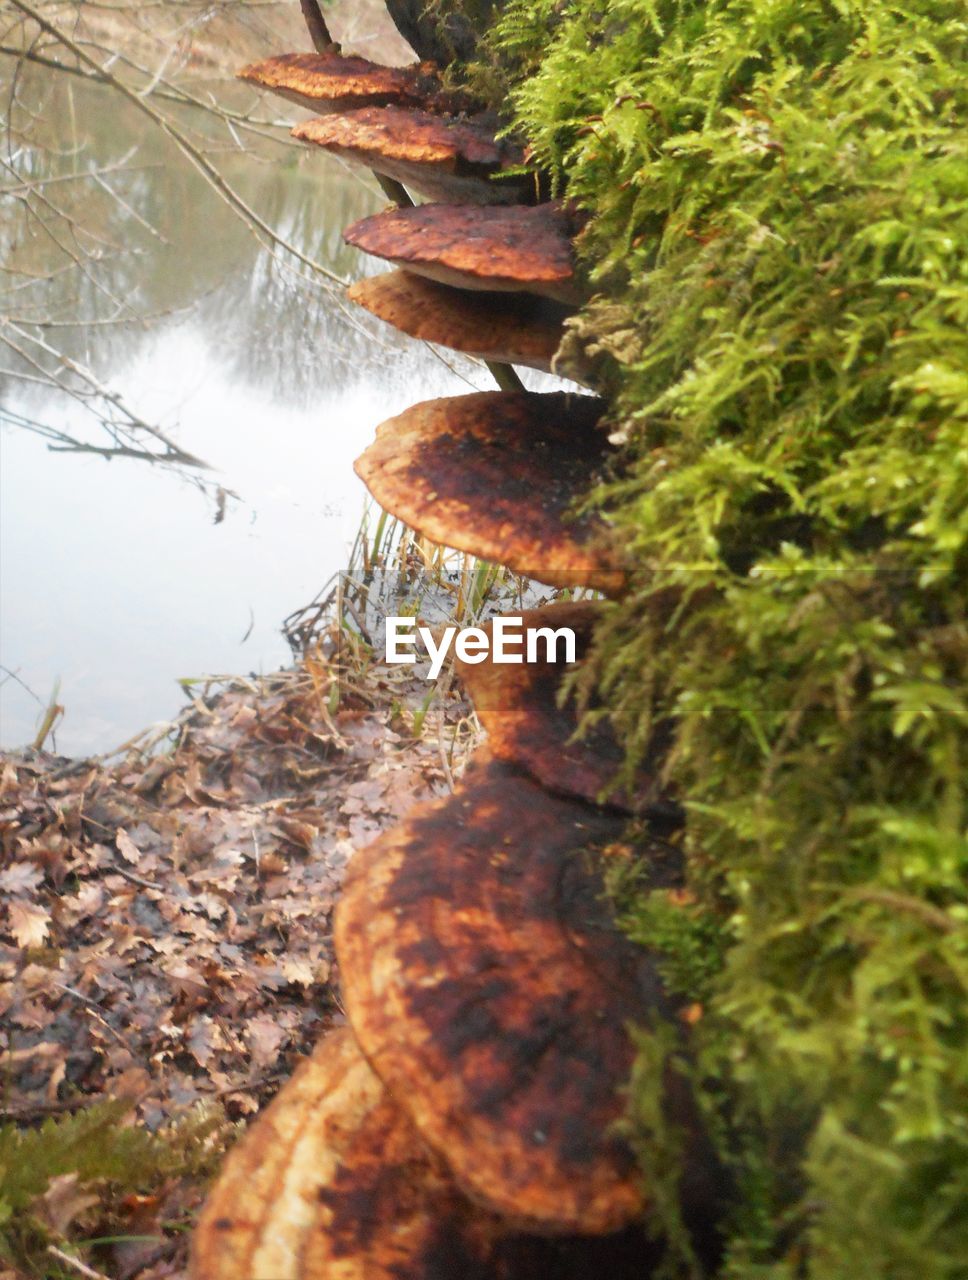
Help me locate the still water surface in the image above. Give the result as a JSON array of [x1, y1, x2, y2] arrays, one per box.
[[0, 70, 500, 755]]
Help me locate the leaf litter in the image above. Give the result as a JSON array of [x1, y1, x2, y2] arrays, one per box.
[[0, 652, 476, 1278]]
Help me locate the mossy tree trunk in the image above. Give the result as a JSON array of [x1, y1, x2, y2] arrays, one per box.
[[385, 0, 504, 63]]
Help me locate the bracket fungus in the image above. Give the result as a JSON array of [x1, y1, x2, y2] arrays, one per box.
[[294, 108, 532, 206], [353, 391, 625, 593], [238, 52, 462, 116], [343, 202, 582, 302], [192, 1025, 676, 1278], [192, 1027, 513, 1279], [454, 601, 678, 818], [335, 756, 694, 1236], [347, 270, 568, 373], [192, 17, 727, 1277]]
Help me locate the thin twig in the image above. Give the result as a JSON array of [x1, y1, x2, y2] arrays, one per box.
[[0, 663, 42, 703], [111, 863, 162, 892], [1, 321, 210, 466], [47, 1245, 111, 1280], [54, 983, 130, 1050], [299, 0, 339, 53], [7, 1, 347, 287], [0, 43, 300, 138], [0, 1094, 99, 1121]]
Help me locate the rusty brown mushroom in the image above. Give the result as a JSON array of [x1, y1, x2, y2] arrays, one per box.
[[347, 271, 569, 373], [343, 202, 582, 302], [237, 51, 462, 116], [335, 755, 691, 1235], [192, 1024, 676, 1277], [294, 108, 532, 205], [191, 1027, 514, 1279], [453, 601, 679, 817], [353, 391, 625, 594]]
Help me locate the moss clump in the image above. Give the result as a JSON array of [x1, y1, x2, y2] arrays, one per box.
[[0, 1101, 230, 1274], [475, 2, 968, 1275]]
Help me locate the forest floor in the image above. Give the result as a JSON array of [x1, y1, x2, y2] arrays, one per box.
[[0, 649, 476, 1278]]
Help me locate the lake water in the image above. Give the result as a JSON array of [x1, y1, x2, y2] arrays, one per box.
[[0, 62, 510, 756]]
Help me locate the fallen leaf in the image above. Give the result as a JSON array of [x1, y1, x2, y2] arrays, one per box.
[[6, 899, 51, 947], [0, 862, 44, 895], [116, 827, 141, 864], [46, 1056, 67, 1101], [280, 956, 316, 987], [187, 1015, 218, 1068], [32, 1172, 100, 1235], [72, 882, 105, 918], [246, 1014, 286, 1067]]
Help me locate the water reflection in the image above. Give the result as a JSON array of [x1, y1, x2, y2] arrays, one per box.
[[0, 69, 492, 754]]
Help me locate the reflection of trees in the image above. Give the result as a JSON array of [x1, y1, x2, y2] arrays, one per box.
[[0, 0, 401, 473]]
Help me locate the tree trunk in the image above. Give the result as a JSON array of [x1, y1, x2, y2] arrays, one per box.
[[384, 1, 503, 65]]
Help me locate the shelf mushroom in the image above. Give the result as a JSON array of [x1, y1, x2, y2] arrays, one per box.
[[238, 51, 464, 115], [343, 202, 583, 302], [193, 1023, 679, 1278], [453, 601, 680, 818], [353, 391, 626, 594], [191, 1027, 523, 1279], [195, 18, 728, 1280], [293, 108, 533, 205], [347, 271, 569, 373], [335, 756, 695, 1236]]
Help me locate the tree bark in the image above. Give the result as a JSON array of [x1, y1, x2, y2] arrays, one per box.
[[384, 1, 502, 65]]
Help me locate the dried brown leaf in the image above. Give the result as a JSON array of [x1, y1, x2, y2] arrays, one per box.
[[245, 1015, 286, 1068], [6, 899, 51, 947], [32, 1172, 100, 1235], [116, 828, 141, 865], [0, 862, 44, 895]]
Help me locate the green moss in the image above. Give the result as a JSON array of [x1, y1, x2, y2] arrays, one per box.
[[0, 1102, 230, 1274], [475, 2, 968, 1274]]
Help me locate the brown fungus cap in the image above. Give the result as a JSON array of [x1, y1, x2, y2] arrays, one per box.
[[237, 52, 462, 116], [335, 757, 689, 1235], [347, 270, 569, 373], [192, 1026, 673, 1278], [192, 1027, 511, 1279], [353, 391, 626, 594], [343, 202, 583, 302], [294, 107, 533, 205], [454, 601, 679, 819]]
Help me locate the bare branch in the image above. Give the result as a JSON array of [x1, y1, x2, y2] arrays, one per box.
[[0, 42, 303, 138], [1, 321, 210, 467], [299, 0, 339, 54], [7, 0, 348, 287]]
